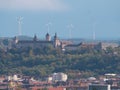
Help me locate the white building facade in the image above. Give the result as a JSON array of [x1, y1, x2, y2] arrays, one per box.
[[52, 73, 68, 82]]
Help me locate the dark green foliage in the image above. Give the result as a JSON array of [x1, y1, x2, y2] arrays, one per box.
[[0, 46, 120, 78]]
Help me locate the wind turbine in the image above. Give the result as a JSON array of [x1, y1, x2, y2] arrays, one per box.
[[92, 23, 96, 41], [46, 22, 52, 33], [17, 16, 23, 36], [67, 24, 74, 40]]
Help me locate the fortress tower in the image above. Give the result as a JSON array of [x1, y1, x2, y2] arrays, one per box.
[[13, 36, 18, 44], [54, 33, 60, 48], [33, 34, 37, 41], [46, 33, 51, 41]]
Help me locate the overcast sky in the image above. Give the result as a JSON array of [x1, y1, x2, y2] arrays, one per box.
[[0, 0, 120, 39]]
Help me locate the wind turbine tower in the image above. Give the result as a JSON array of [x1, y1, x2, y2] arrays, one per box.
[[93, 23, 96, 41], [93, 31, 96, 41], [46, 22, 52, 33], [68, 24, 74, 39], [17, 16, 23, 36]]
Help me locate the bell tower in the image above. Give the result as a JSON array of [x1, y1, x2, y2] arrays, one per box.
[[33, 34, 37, 41], [46, 33, 51, 41], [13, 36, 18, 44], [54, 33, 60, 48]]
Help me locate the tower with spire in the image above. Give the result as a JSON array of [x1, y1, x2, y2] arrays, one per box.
[[33, 34, 37, 41], [46, 33, 51, 41], [13, 36, 18, 44], [54, 33, 60, 48]]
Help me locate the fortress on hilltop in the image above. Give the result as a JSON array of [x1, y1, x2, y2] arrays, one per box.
[[12, 33, 72, 49], [1, 33, 119, 51]]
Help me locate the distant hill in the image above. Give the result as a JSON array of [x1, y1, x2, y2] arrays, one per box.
[[16, 35, 33, 40], [0, 35, 34, 47], [0, 35, 35, 41]]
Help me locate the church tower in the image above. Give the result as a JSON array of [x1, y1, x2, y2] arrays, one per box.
[[13, 36, 18, 44], [54, 33, 60, 48], [33, 34, 37, 41], [46, 33, 51, 41]]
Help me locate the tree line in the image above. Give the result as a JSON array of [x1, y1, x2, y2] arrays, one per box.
[[0, 45, 120, 79]]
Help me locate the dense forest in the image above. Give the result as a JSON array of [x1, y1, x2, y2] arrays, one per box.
[[0, 45, 120, 79]]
